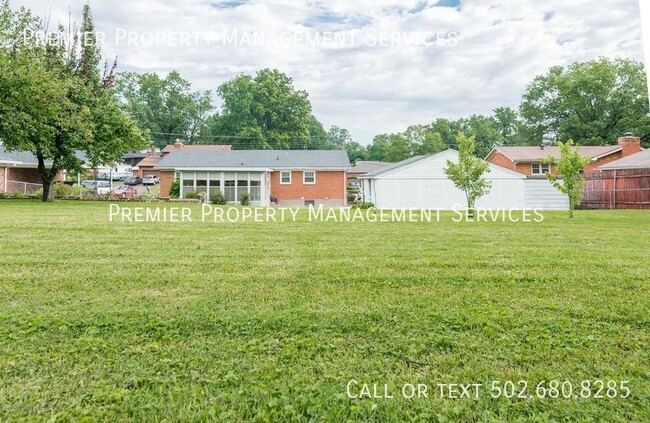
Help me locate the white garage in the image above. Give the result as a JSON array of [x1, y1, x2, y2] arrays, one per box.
[[360, 149, 568, 210]]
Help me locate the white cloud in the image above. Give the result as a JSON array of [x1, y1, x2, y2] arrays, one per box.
[[10, 0, 646, 143]]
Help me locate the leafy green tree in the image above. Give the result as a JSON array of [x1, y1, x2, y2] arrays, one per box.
[[0, 2, 146, 201], [117, 71, 212, 147], [444, 133, 492, 215], [383, 135, 411, 162], [367, 134, 391, 161], [492, 106, 521, 145], [213, 69, 312, 149], [326, 126, 352, 149], [520, 58, 650, 147], [306, 115, 328, 149], [542, 140, 591, 218], [345, 141, 368, 164]]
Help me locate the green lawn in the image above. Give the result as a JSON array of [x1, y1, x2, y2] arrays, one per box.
[[0, 201, 648, 422]]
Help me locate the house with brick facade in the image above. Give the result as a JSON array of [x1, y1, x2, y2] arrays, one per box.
[[485, 135, 642, 177], [0, 146, 67, 194], [155, 149, 350, 206]]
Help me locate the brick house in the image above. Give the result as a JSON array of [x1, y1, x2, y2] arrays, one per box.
[[0, 146, 65, 194], [485, 136, 642, 177], [155, 149, 350, 206]]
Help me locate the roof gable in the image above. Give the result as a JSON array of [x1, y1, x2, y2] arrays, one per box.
[[363, 149, 525, 180], [490, 145, 622, 162], [597, 148, 650, 170]]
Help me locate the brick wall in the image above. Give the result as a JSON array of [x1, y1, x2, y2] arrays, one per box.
[[159, 171, 175, 198], [487, 151, 518, 172], [270, 170, 345, 202]]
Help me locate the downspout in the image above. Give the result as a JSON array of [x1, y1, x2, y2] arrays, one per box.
[[612, 170, 617, 210]]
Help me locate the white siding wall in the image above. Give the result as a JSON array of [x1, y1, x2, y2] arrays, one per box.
[[524, 179, 569, 210], [361, 150, 568, 210], [371, 178, 525, 209]]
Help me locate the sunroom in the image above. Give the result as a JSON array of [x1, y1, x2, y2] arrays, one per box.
[[178, 170, 270, 205]]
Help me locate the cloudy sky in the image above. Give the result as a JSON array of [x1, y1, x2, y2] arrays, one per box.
[[13, 0, 647, 144]]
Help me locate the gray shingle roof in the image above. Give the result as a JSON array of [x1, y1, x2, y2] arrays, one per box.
[[0, 146, 42, 165], [348, 161, 391, 175], [155, 150, 351, 170], [361, 155, 427, 177], [597, 149, 650, 170], [0, 146, 88, 167]]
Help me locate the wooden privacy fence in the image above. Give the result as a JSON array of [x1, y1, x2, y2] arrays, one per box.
[[581, 170, 650, 209]]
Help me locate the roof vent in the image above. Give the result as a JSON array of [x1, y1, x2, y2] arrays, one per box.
[[624, 132, 633, 137], [539, 143, 545, 150]]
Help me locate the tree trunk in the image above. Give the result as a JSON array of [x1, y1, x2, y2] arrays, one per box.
[[36, 153, 57, 202], [41, 176, 55, 202]]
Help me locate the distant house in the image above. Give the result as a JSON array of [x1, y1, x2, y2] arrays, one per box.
[[582, 148, 650, 209], [485, 136, 642, 177], [122, 151, 151, 167], [360, 149, 569, 210], [155, 149, 350, 206], [0, 146, 85, 194], [133, 148, 162, 179], [161, 140, 232, 156]]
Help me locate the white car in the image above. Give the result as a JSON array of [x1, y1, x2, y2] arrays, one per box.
[[142, 175, 160, 185]]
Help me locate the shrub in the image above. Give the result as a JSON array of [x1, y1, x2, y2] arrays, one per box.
[[169, 180, 180, 198], [239, 192, 251, 206], [211, 191, 227, 205], [184, 190, 200, 199], [351, 200, 374, 209], [33, 184, 89, 199]]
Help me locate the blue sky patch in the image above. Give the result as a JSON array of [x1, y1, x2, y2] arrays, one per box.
[[210, 0, 247, 9], [434, 0, 460, 10]]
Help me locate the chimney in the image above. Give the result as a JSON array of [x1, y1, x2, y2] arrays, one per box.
[[150, 146, 157, 157], [617, 133, 641, 157], [174, 139, 184, 150]]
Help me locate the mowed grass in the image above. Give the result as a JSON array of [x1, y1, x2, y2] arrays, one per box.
[[0, 201, 648, 422]]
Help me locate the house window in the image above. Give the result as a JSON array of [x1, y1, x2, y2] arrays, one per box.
[[224, 172, 236, 201], [531, 163, 550, 174], [303, 171, 316, 184], [280, 171, 291, 184]]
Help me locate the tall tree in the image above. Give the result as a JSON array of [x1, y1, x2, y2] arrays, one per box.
[[542, 140, 591, 218], [444, 133, 492, 215], [520, 58, 650, 147], [213, 69, 313, 149], [345, 141, 368, 164], [0, 2, 146, 201], [117, 71, 212, 147]]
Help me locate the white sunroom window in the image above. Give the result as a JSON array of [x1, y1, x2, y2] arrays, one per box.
[[180, 171, 264, 202]]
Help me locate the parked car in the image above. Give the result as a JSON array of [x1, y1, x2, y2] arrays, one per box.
[[81, 180, 97, 189], [124, 176, 142, 186], [112, 185, 138, 198], [142, 175, 160, 185], [82, 180, 111, 194]]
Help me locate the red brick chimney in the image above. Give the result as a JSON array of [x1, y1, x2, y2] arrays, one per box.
[[617, 134, 641, 157], [174, 139, 184, 150], [150, 146, 157, 157]]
